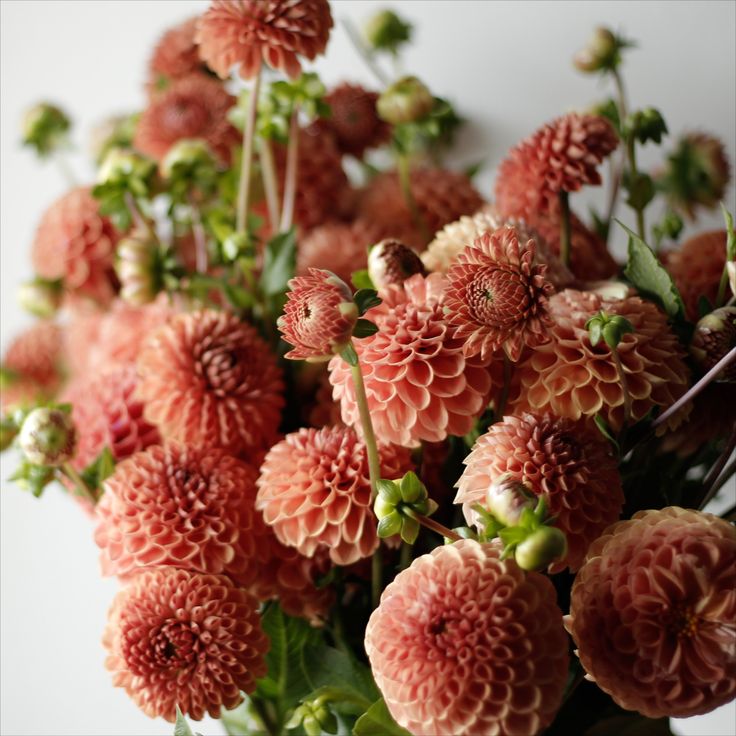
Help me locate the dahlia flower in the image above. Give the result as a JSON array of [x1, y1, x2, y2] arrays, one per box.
[[566, 507, 736, 718], [134, 75, 239, 165], [509, 289, 691, 432], [444, 226, 554, 361], [329, 273, 502, 447], [137, 309, 284, 457], [455, 412, 624, 572], [495, 113, 619, 218], [665, 230, 729, 321], [148, 17, 206, 90], [103, 567, 268, 721], [366, 539, 569, 736], [368, 239, 427, 289], [278, 269, 358, 361], [256, 425, 413, 565], [358, 167, 485, 251], [31, 187, 119, 304], [196, 0, 333, 80], [3, 320, 63, 390]]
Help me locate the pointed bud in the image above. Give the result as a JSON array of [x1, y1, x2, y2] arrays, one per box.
[[368, 239, 427, 289], [18, 407, 76, 467], [515, 526, 568, 572], [690, 306, 736, 382], [485, 475, 536, 527], [377, 76, 434, 125], [17, 279, 62, 318]]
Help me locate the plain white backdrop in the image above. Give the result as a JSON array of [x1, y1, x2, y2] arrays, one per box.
[[1, 2, 734, 735]]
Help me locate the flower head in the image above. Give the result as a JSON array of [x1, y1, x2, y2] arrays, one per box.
[[366, 539, 569, 736], [3, 320, 63, 391], [329, 274, 503, 447], [368, 239, 427, 290], [456, 413, 624, 572], [134, 75, 239, 165], [137, 309, 284, 458], [256, 425, 413, 565], [103, 567, 268, 721], [278, 269, 358, 361], [32, 187, 119, 304], [196, 0, 333, 80], [444, 226, 554, 361], [148, 17, 207, 91], [509, 289, 691, 432], [566, 507, 736, 718]]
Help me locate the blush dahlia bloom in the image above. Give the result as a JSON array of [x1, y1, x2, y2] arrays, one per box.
[[566, 507, 736, 718], [278, 269, 359, 361], [103, 567, 268, 721], [256, 425, 413, 565], [137, 309, 284, 457], [3, 320, 63, 390], [495, 113, 619, 218], [196, 0, 333, 80], [329, 274, 502, 447], [509, 289, 691, 432], [444, 226, 554, 361], [456, 413, 624, 572], [32, 187, 119, 304], [366, 540, 569, 736], [134, 75, 239, 165], [148, 17, 207, 90]]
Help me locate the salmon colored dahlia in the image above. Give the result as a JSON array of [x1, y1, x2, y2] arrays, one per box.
[[137, 309, 284, 457], [148, 17, 207, 91], [495, 113, 618, 218], [32, 187, 119, 304], [509, 289, 691, 432], [103, 567, 268, 721], [3, 320, 63, 390], [366, 540, 569, 736], [444, 226, 554, 362], [664, 230, 729, 322], [566, 507, 736, 718], [455, 412, 624, 572], [256, 425, 413, 565], [358, 167, 485, 251], [329, 273, 502, 446], [134, 75, 239, 165], [196, 0, 333, 80]]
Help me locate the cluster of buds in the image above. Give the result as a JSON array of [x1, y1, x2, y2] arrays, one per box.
[[585, 310, 634, 349], [374, 471, 438, 544], [21, 102, 70, 157], [286, 693, 338, 736], [367, 239, 426, 289], [690, 306, 736, 382]]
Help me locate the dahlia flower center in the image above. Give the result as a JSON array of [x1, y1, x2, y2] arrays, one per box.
[[167, 465, 212, 513], [293, 294, 340, 346], [165, 98, 208, 133], [666, 605, 700, 639], [466, 268, 530, 326], [151, 620, 199, 669], [201, 345, 249, 395], [423, 607, 474, 658]]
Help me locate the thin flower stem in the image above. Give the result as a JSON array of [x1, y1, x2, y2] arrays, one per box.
[[603, 68, 628, 239], [123, 192, 157, 242], [61, 462, 96, 504], [340, 17, 390, 87], [697, 425, 736, 510], [611, 347, 632, 428], [625, 136, 646, 240], [715, 264, 730, 308], [399, 541, 412, 571], [55, 151, 78, 187], [279, 106, 300, 233], [259, 137, 280, 233], [188, 196, 208, 274], [236, 65, 262, 235], [559, 190, 572, 267], [404, 507, 463, 542], [397, 153, 428, 243]]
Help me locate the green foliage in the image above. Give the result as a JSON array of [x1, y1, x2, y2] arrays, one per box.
[[364, 10, 413, 55], [392, 97, 463, 155], [351, 269, 375, 290], [353, 289, 381, 316], [585, 311, 634, 349], [173, 707, 201, 736], [8, 460, 55, 498], [80, 446, 115, 498], [353, 699, 412, 736], [623, 108, 667, 145], [353, 319, 379, 338], [260, 228, 297, 320]]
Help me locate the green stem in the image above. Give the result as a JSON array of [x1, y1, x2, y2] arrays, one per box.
[[404, 507, 462, 542], [399, 541, 412, 571], [716, 263, 730, 307], [259, 136, 280, 233], [626, 136, 646, 240], [123, 192, 157, 242], [611, 346, 632, 428], [55, 150, 78, 188], [602, 67, 628, 239], [397, 153, 429, 243], [250, 696, 279, 736], [61, 462, 96, 504], [559, 190, 571, 267], [236, 64, 262, 235], [279, 105, 300, 233], [188, 195, 207, 274]]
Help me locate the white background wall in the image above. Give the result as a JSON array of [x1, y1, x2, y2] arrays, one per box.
[[1, 2, 734, 735]]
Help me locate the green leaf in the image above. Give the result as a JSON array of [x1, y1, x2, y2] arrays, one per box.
[[399, 471, 423, 503], [261, 229, 297, 296], [353, 289, 381, 315], [173, 707, 195, 736], [584, 714, 673, 736], [351, 269, 375, 290], [353, 319, 379, 338], [621, 221, 686, 321], [594, 414, 620, 451], [353, 699, 412, 736], [723, 203, 736, 260], [339, 343, 359, 367]]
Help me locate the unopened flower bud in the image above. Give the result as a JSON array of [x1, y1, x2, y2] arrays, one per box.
[[573, 27, 619, 73], [485, 475, 536, 527], [690, 307, 736, 382], [286, 700, 337, 736], [515, 526, 568, 572], [22, 102, 70, 156], [161, 138, 217, 183], [17, 279, 62, 318], [377, 76, 434, 125], [19, 407, 76, 467], [97, 147, 156, 188], [364, 9, 412, 54], [89, 113, 138, 164], [115, 232, 161, 306], [368, 239, 427, 289]]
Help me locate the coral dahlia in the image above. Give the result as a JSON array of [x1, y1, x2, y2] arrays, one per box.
[[103, 567, 268, 721], [329, 273, 502, 447], [444, 226, 554, 361], [455, 412, 624, 572], [3, 320, 63, 391], [32, 187, 119, 304], [137, 309, 284, 457], [196, 0, 333, 80], [256, 425, 413, 565], [566, 507, 736, 718], [148, 17, 207, 91], [366, 539, 569, 736], [509, 289, 691, 432]]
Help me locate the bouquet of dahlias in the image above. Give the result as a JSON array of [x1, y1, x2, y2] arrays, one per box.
[[2, 3, 735, 735]]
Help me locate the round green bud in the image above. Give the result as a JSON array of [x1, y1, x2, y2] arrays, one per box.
[[19, 407, 77, 467], [17, 279, 62, 318], [22, 102, 70, 156], [97, 147, 155, 186], [515, 526, 568, 572], [115, 232, 161, 307], [364, 10, 412, 53], [374, 495, 397, 520], [573, 27, 618, 73], [377, 76, 434, 125]]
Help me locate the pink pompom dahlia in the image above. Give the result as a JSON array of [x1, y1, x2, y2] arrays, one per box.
[[256, 425, 413, 565], [566, 507, 736, 718], [444, 226, 554, 361], [196, 0, 333, 80], [137, 309, 284, 457], [329, 273, 502, 447], [103, 567, 268, 721], [278, 268, 358, 361], [148, 17, 206, 91], [3, 320, 63, 391], [509, 289, 691, 432], [455, 412, 624, 572], [366, 539, 569, 736], [32, 187, 119, 304]]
